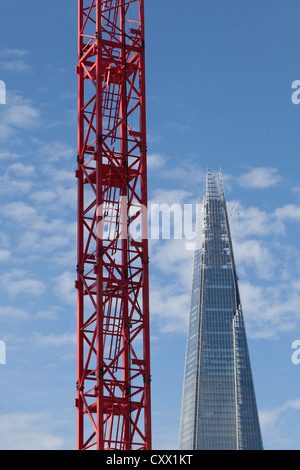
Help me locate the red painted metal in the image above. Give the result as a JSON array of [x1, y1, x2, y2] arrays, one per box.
[[76, 0, 151, 450]]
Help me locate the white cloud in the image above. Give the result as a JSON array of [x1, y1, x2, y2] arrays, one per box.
[[0, 163, 35, 196], [3, 93, 40, 129], [55, 186, 77, 209], [48, 167, 74, 183], [150, 282, 190, 334], [0, 176, 32, 196], [0, 48, 32, 73], [0, 122, 15, 142], [275, 204, 300, 222], [147, 153, 165, 170], [237, 167, 281, 189], [150, 239, 193, 287], [53, 271, 76, 305], [159, 159, 206, 186], [0, 412, 65, 450], [0, 199, 75, 262], [240, 280, 300, 339], [231, 204, 282, 239], [234, 239, 276, 280], [33, 139, 74, 162], [2, 201, 74, 235], [8, 162, 35, 177], [147, 131, 162, 144], [1, 201, 37, 222], [0, 305, 29, 321], [0, 48, 30, 57], [18, 231, 71, 254], [0, 150, 20, 160], [0, 232, 10, 249], [35, 306, 63, 320], [149, 239, 194, 333], [32, 331, 76, 347], [51, 248, 77, 268], [29, 189, 57, 204], [0, 92, 41, 143], [1, 59, 33, 73], [149, 188, 193, 206], [1, 269, 45, 297], [260, 397, 300, 449], [0, 249, 10, 262]]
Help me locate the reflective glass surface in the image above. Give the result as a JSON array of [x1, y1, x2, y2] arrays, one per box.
[[179, 172, 263, 450]]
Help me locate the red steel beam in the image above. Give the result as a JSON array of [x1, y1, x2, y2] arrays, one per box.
[[76, 0, 151, 450]]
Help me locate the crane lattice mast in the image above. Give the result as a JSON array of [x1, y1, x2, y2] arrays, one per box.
[[75, 0, 151, 450]]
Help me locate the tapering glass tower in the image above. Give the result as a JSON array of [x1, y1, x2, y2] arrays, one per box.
[[179, 170, 263, 450]]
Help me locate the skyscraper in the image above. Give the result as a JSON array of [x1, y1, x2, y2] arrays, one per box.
[[179, 170, 263, 450]]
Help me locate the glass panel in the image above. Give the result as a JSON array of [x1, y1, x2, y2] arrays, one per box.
[[179, 171, 263, 450]]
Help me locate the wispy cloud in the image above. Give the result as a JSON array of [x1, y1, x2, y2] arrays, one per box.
[[53, 271, 76, 305], [0, 92, 40, 142], [0, 250, 10, 262], [0, 163, 35, 196], [240, 279, 300, 339], [0, 48, 30, 57], [3, 94, 40, 128], [1, 59, 33, 73], [149, 238, 194, 333], [0, 412, 66, 450], [32, 331, 76, 347], [32, 139, 74, 162], [0, 305, 29, 321], [147, 153, 165, 170], [260, 397, 300, 449], [275, 204, 300, 222], [149, 281, 191, 334], [1, 269, 45, 297], [0, 150, 20, 160], [0, 48, 33, 73], [237, 166, 281, 189], [234, 239, 276, 280], [162, 120, 189, 133]]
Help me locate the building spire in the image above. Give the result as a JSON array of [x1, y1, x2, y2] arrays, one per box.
[[179, 169, 263, 450]]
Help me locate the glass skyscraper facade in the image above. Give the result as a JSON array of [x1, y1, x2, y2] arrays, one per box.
[[179, 170, 263, 450]]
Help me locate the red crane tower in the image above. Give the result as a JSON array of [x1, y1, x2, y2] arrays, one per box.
[[75, 0, 151, 450]]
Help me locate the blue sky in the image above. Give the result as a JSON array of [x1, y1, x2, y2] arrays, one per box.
[[0, 0, 300, 449]]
